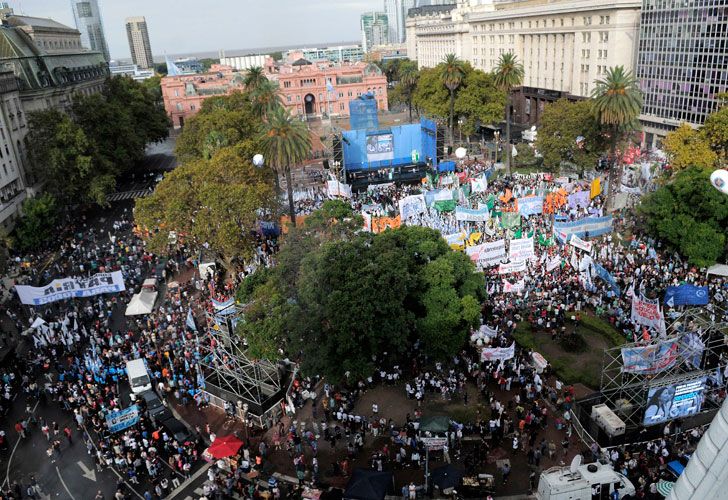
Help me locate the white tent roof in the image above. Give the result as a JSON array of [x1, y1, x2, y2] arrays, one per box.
[[707, 264, 728, 277], [125, 290, 158, 316]]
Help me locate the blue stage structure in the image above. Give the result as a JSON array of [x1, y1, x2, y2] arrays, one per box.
[[349, 94, 379, 131]]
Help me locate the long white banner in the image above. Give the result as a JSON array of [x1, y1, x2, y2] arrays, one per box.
[[398, 195, 426, 220], [499, 260, 527, 274], [546, 256, 561, 272], [570, 234, 593, 253], [455, 206, 490, 222], [468, 239, 506, 268], [326, 180, 352, 198], [16, 271, 126, 306], [509, 236, 535, 261], [481, 342, 516, 362]]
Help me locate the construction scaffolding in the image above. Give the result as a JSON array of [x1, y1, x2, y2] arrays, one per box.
[[196, 303, 288, 428]]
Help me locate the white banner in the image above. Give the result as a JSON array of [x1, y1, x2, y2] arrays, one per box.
[[398, 195, 426, 220], [471, 176, 488, 193], [16, 271, 126, 306], [470, 324, 499, 343], [546, 256, 561, 272], [509, 236, 535, 261], [444, 232, 466, 247], [481, 342, 516, 361], [433, 189, 453, 202], [469, 239, 506, 268], [455, 206, 490, 222], [631, 294, 664, 330], [326, 180, 352, 198], [570, 234, 593, 253], [499, 260, 527, 274]]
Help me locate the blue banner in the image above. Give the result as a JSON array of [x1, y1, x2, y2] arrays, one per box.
[[664, 285, 709, 306], [592, 263, 621, 296], [554, 216, 613, 242], [517, 196, 544, 217], [621, 341, 679, 374], [106, 405, 140, 433]]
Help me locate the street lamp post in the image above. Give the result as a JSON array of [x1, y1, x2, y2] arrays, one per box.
[[494, 131, 501, 164], [457, 117, 464, 144]]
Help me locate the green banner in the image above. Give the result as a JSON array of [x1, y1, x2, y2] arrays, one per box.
[[500, 212, 521, 229], [433, 200, 456, 212]]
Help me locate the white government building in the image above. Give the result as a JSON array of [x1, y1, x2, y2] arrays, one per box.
[[406, 0, 640, 127]]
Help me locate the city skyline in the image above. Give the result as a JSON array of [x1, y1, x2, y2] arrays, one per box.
[[14, 0, 385, 60]]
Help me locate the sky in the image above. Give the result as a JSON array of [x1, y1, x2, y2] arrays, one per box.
[[13, 0, 384, 60]]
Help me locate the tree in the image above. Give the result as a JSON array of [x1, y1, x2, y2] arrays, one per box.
[[591, 66, 642, 211], [440, 54, 466, 146], [198, 58, 217, 72], [13, 193, 59, 252], [412, 66, 450, 120], [513, 143, 539, 168], [662, 123, 717, 173], [269, 52, 283, 62], [243, 66, 267, 91], [494, 53, 524, 176], [142, 75, 163, 104], [134, 143, 276, 269], [250, 79, 283, 121], [639, 167, 728, 266], [701, 96, 728, 162], [259, 107, 311, 227], [536, 99, 607, 171], [454, 69, 505, 140], [396, 60, 419, 123], [155, 63, 168, 75]]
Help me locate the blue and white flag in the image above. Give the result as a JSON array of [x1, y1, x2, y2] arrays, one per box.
[[592, 263, 621, 296], [664, 285, 709, 307], [186, 308, 197, 331]]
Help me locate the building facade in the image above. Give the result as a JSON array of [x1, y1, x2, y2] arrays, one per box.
[[276, 61, 388, 118], [126, 16, 153, 69], [385, 0, 417, 43], [361, 12, 390, 51], [637, 0, 728, 148], [285, 45, 364, 64], [406, 0, 641, 126], [71, 0, 110, 61], [109, 62, 154, 81], [220, 53, 275, 72]]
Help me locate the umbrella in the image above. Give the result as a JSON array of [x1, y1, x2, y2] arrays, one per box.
[[656, 480, 674, 497], [430, 464, 464, 491], [207, 434, 243, 459]]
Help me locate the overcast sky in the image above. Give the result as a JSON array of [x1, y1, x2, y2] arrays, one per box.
[[14, 0, 383, 60]]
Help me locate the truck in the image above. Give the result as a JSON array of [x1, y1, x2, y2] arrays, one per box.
[[536, 457, 635, 500], [126, 358, 152, 394]]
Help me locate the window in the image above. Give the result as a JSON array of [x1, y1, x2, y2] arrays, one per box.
[[605, 16, 610, 24], [283, 81, 291, 88], [287, 96, 291, 102], [175, 103, 183, 111], [600, 31, 609, 42], [76, 1, 93, 17]]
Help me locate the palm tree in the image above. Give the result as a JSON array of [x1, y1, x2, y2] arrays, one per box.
[[243, 66, 267, 91], [399, 61, 419, 123], [494, 53, 524, 176], [591, 66, 642, 211], [259, 107, 311, 227], [440, 54, 466, 147], [250, 79, 283, 121]]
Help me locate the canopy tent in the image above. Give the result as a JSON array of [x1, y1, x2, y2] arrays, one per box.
[[207, 434, 243, 459], [430, 464, 465, 491], [419, 415, 450, 434], [343, 469, 393, 500], [707, 264, 728, 277], [125, 290, 158, 316]]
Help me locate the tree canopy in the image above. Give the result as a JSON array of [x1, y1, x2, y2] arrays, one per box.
[[237, 207, 485, 382], [639, 167, 728, 267], [12, 193, 59, 252], [662, 123, 717, 173]]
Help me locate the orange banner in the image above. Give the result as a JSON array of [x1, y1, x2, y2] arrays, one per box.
[[371, 215, 401, 234]]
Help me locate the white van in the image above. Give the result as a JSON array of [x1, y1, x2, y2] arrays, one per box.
[[537, 460, 635, 500], [126, 358, 152, 394]]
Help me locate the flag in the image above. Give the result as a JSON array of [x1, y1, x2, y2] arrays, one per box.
[[590, 177, 601, 199], [186, 308, 197, 331], [663, 285, 709, 306]]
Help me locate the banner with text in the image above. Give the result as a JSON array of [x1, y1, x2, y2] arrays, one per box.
[[106, 405, 140, 433], [398, 195, 426, 221], [569, 234, 593, 253], [499, 260, 527, 275], [468, 239, 506, 268], [621, 340, 679, 374], [455, 206, 490, 222], [631, 294, 664, 330], [481, 342, 516, 361], [554, 216, 613, 242], [517, 196, 544, 217], [509, 236, 535, 261], [326, 180, 352, 198], [16, 271, 126, 306]]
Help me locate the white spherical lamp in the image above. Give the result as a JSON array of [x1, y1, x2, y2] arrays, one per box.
[[252, 154, 264, 168], [455, 147, 467, 159], [710, 169, 728, 195]]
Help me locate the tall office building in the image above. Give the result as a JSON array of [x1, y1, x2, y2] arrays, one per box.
[[361, 12, 390, 52], [125, 16, 153, 69], [70, 0, 110, 61], [637, 0, 728, 148], [384, 0, 417, 43]]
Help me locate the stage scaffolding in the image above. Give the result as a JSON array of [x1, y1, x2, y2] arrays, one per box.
[[196, 304, 289, 428], [596, 305, 728, 430]]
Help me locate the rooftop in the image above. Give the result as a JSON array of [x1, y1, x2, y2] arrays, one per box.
[[4, 15, 77, 32]]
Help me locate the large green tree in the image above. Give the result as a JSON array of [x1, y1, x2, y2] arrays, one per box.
[[700, 95, 728, 162], [13, 193, 59, 252], [412, 66, 450, 120], [454, 69, 506, 140], [536, 99, 607, 171], [591, 66, 642, 211], [494, 53, 524, 176], [639, 167, 728, 266], [394, 60, 419, 123], [441, 54, 466, 146], [134, 143, 276, 269], [662, 123, 717, 173]]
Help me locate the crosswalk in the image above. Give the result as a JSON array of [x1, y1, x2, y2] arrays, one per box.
[[107, 189, 152, 202], [182, 481, 243, 500]]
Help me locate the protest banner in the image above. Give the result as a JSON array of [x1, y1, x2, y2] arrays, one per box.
[[509, 236, 535, 261], [481, 342, 516, 361], [567, 190, 590, 209], [444, 232, 467, 249], [371, 215, 401, 234], [106, 405, 140, 433], [471, 175, 488, 193], [326, 180, 352, 198], [517, 196, 544, 217], [16, 271, 126, 306], [553, 216, 613, 241], [664, 285, 709, 306], [455, 206, 490, 222], [621, 340, 679, 374], [546, 256, 561, 272], [433, 189, 453, 202], [569, 234, 593, 253], [631, 294, 664, 329], [499, 261, 527, 274], [500, 212, 521, 229], [470, 239, 506, 268], [398, 195, 426, 220]]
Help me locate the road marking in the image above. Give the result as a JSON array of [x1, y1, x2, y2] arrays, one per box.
[[77, 460, 97, 481], [80, 424, 145, 499], [55, 466, 78, 500], [2, 399, 40, 489], [166, 461, 212, 500]]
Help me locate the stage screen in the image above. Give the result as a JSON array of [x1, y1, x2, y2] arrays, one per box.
[[366, 134, 394, 162], [643, 377, 706, 426]]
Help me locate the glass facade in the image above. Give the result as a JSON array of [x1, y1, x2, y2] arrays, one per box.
[[637, 0, 728, 126]]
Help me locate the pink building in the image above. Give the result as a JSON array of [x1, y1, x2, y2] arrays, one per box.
[[275, 59, 388, 118], [161, 61, 388, 128]]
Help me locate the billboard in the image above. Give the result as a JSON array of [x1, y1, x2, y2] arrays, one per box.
[[643, 377, 706, 426], [366, 133, 394, 162]]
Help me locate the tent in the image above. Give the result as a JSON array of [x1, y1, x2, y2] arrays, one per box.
[[419, 415, 450, 434], [343, 469, 393, 500], [707, 264, 728, 277], [430, 464, 464, 491], [207, 434, 243, 459], [125, 290, 158, 316]]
